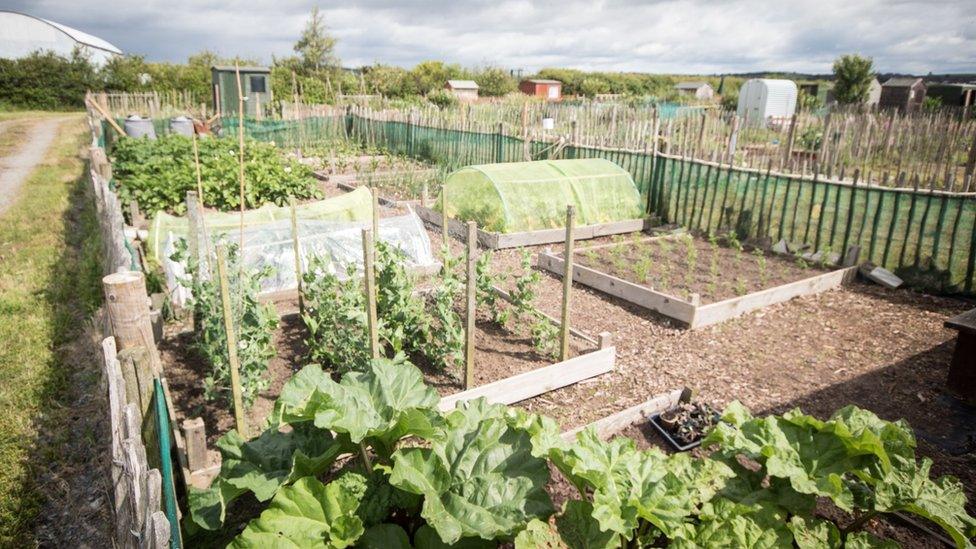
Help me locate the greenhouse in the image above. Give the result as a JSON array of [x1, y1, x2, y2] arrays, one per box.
[[439, 158, 643, 233]]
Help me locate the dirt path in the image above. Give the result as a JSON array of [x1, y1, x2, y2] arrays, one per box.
[[0, 118, 64, 216]]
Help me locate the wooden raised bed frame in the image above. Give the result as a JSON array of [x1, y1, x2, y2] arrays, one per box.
[[537, 237, 859, 329], [414, 204, 654, 250]]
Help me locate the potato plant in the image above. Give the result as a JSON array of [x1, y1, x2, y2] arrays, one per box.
[[188, 357, 976, 548], [173, 239, 278, 406], [111, 134, 320, 217]]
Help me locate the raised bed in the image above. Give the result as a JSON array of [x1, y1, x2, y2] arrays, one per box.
[[537, 234, 859, 329], [415, 204, 654, 250]]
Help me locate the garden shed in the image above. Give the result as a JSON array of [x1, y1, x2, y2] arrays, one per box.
[[445, 80, 479, 102], [520, 79, 563, 101], [879, 77, 926, 112], [211, 65, 273, 117], [439, 158, 642, 233], [926, 82, 976, 108], [675, 82, 714, 100], [736, 79, 797, 125]]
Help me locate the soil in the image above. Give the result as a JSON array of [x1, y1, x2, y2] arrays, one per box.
[[416, 314, 588, 397], [572, 233, 834, 303]]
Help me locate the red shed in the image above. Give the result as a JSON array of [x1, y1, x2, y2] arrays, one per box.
[[520, 79, 562, 101]]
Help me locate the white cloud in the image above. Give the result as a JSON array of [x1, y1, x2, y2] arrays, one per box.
[[5, 0, 974, 73]]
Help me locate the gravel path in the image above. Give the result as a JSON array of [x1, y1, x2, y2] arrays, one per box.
[[0, 117, 63, 216]]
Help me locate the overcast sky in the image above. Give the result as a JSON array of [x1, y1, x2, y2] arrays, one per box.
[[5, 0, 975, 74]]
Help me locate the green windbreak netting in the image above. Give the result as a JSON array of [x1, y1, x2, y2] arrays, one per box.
[[146, 186, 373, 260], [648, 156, 976, 294], [439, 158, 643, 233], [218, 112, 976, 295]]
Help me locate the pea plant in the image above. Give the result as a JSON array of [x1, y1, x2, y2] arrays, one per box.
[[187, 357, 976, 548], [172, 239, 278, 406], [425, 247, 465, 370], [475, 250, 509, 325], [753, 248, 768, 286], [301, 259, 372, 373]]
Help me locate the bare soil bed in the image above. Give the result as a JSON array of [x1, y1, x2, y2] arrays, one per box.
[[571, 233, 835, 303]]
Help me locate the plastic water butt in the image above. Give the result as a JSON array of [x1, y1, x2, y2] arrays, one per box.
[[169, 116, 195, 137], [124, 115, 157, 139]]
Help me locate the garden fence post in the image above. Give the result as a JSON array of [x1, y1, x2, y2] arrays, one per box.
[[362, 228, 381, 360], [496, 122, 504, 163], [560, 205, 576, 362], [465, 221, 477, 390], [103, 271, 163, 376], [289, 197, 304, 315], [215, 244, 247, 439]]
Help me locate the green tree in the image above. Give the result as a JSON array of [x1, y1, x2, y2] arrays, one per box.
[[294, 7, 338, 71], [410, 61, 464, 96], [474, 67, 516, 97], [364, 64, 415, 98], [832, 54, 874, 105]]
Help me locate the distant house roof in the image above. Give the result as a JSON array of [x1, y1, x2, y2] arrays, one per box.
[[446, 80, 479, 90], [883, 77, 923, 88], [524, 79, 562, 85], [676, 82, 710, 90], [211, 65, 271, 73]]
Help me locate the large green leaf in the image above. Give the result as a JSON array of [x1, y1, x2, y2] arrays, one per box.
[[788, 516, 841, 549], [705, 403, 881, 511], [629, 450, 733, 539], [357, 524, 412, 549], [547, 429, 641, 536], [188, 423, 347, 530], [413, 524, 496, 549], [870, 455, 976, 548], [389, 399, 554, 544], [230, 474, 368, 549], [272, 358, 441, 458], [671, 499, 793, 548]]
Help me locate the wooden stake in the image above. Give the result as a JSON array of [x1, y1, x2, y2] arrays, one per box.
[[215, 244, 247, 438], [235, 62, 246, 250], [102, 271, 162, 375], [192, 132, 204, 203], [85, 97, 125, 135], [560, 205, 576, 362], [464, 221, 477, 390], [290, 197, 304, 315], [362, 228, 380, 359]]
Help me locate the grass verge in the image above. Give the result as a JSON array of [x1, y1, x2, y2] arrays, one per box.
[[0, 114, 104, 545]]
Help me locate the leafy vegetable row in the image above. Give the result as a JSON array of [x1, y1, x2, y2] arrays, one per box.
[[188, 357, 976, 548], [111, 134, 321, 217]]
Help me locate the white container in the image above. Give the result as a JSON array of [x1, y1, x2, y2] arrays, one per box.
[[736, 79, 797, 125], [124, 115, 156, 139], [542, 117, 555, 130], [169, 116, 194, 137]]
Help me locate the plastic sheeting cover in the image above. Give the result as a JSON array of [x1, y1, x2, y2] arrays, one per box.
[[162, 209, 437, 305], [147, 186, 374, 261]]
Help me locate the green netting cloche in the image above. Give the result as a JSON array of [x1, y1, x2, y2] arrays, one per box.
[[436, 158, 643, 233]]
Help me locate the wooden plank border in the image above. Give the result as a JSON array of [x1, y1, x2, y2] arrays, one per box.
[[414, 204, 653, 249], [561, 387, 691, 441], [437, 346, 615, 411], [537, 251, 697, 323], [537, 250, 857, 329]]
